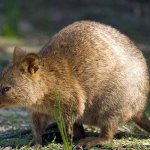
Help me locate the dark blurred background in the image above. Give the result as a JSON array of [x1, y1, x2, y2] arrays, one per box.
[[0, 0, 150, 70]]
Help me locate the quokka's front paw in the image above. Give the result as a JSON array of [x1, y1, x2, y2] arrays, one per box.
[[28, 139, 42, 147], [76, 137, 111, 149]]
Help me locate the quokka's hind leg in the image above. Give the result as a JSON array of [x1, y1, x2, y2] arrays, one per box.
[[76, 120, 118, 148], [134, 113, 150, 133], [73, 123, 85, 140]]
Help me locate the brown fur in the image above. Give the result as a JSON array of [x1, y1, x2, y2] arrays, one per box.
[[0, 21, 150, 147]]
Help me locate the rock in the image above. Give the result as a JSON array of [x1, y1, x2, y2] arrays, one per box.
[[3, 147, 13, 150]]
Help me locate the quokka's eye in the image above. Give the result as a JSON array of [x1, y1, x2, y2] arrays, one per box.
[[1, 87, 11, 95]]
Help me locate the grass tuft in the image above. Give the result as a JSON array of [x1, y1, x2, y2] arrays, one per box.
[[53, 91, 73, 150]]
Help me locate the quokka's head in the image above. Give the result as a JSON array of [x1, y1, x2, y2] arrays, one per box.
[[0, 47, 45, 108]]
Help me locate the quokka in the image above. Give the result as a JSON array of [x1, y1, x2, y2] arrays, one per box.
[[0, 21, 150, 148]]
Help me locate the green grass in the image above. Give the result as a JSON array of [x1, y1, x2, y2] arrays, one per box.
[[2, 0, 21, 37], [52, 92, 73, 150], [0, 37, 25, 46]]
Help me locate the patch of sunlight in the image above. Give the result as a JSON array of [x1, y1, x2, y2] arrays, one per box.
[[0, 37, 26, 46]]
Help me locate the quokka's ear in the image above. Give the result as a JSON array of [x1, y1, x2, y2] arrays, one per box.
[[19, 53, 40, 74], [13, 47, 26, 63]]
